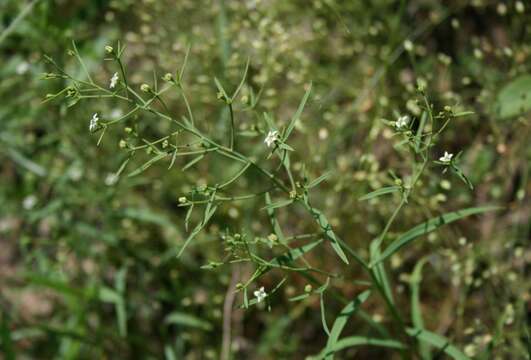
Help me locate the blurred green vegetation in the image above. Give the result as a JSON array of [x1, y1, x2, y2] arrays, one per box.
[[0, 0, 530, 359]]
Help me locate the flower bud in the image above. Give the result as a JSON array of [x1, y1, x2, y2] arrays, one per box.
[[105, 45, 114, 54], [163, 73, 173, 82], [140, 83, 151, 93]]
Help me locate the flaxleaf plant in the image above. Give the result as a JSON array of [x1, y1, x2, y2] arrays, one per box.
[[43, 42, 500, 359]]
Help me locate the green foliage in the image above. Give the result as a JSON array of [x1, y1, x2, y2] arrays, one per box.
[[1, 0, 529, 359], [495, 74, 531, 119]]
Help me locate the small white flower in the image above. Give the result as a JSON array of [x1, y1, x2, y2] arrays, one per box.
[[89, 113, 99, 132], [264, 130, 279, 147], [16, 62, 30, 75], [110, 72, 119, 89], [439, 151, 453, 163], [22, 195, 37, 210], [105, 173, 118, 186], [394, 115, 409, 129], [254, 286, 267, 303]]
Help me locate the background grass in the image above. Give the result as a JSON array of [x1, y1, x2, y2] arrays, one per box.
[[1, 0, 530, 359]]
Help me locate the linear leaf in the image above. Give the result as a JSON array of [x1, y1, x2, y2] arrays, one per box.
[[307, 171, 332, 189], [328, 336, 406, 355], [128, 152, 168, 177], [359, 186, 400, 201], [370, 241, 394, 305], [269, 239, 323, 268], [261, 199, 294, 211], [308, 207, 349, 264], [165, 312, 212, 331], [265, 192, 286, 243], [177, 190, 218, 257], [253, 240, 323, 281], [410, 258, 431, 359], [406, 328, 470, 360], [285, 82, 312, 140], [324, 290, 371, 359], [182, 154, 204, 171], [371, 206, 500, 266]]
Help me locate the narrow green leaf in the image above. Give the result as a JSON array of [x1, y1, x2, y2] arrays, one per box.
[[219, 163, 251, 189], [285, 82, 312, 140], [128, 152, 168, 177], [121, 207, 177, 231], [265, 192, 286, 243], [178, 191, 218, 257], [253, 240, 323, 281], [165, 312, 212, 331], [231, 57, 250, 101], [415, 111, 428, 153], [7, 148, 47, 177], [406, 328, 470, 360], [182, 154, 204, 171], [320, 292, 330, 336], [410, 258, 431, 359], [451, 164, 474, 190], [372, 206, 501, 266], [370, 241, 394, 305], [324, 290, 371, 359], [164, 344, 177, 360], [308, 207, 349, 264], [261, 199, 294, 211], [178, 43, 192, 82], [27, 274, 88, 299], [307, 171, 332, 189], [214, 77, 229, 100], [327, 336, 406, 355], [359, 186, 400, 201], [269, 240, 323, 268], [289, 293, 311, 302]]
